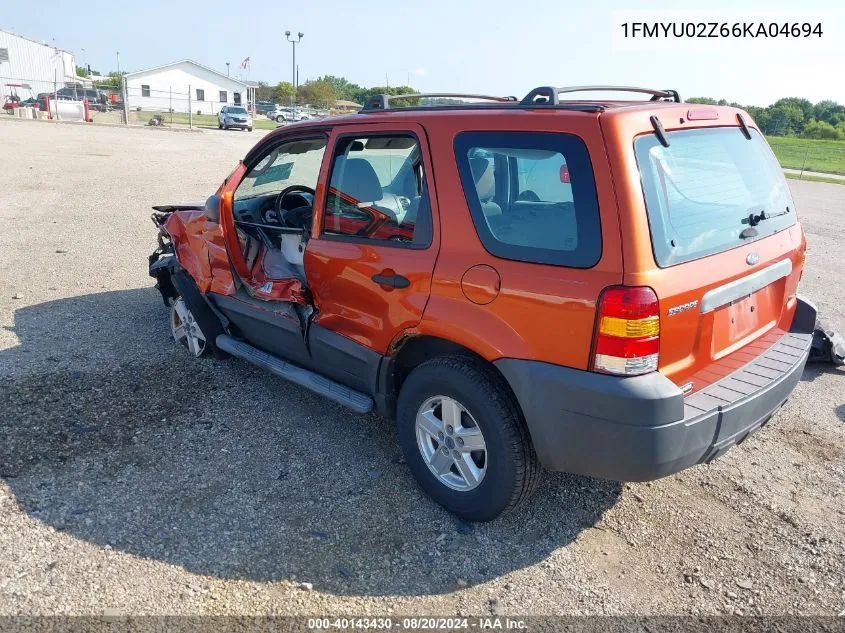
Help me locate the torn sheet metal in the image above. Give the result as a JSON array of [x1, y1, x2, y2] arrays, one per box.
[[163, 209, 236, 296], [158, 208, 309, 305]]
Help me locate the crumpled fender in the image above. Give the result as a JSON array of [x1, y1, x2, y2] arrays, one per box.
[[161, 208, 309, 305], [163, 209, 236, 296]]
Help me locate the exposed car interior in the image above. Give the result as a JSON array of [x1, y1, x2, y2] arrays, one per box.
[[323, 135, 426, 240], [232, 138, 327, 283], [231, 135, 430, 290]]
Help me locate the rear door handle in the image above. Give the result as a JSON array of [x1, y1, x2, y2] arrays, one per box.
[[371, 273, 410, 289]]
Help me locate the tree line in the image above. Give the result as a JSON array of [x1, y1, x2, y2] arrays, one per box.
[[264, 79, 845, 138], [79, 63, 845, 137], [255, 75, 419, 109], [688, 96, 845, 140], [77, 69, 414, 110]]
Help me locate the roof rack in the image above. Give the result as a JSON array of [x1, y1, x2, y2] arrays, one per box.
[[520, 85, 682, 105], [361, 92, 517, 112], [356, 85, 680, 115]]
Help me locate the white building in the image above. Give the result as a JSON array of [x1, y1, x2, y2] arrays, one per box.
[[125, 60, 253, 115], [0, 29, 81, 98]]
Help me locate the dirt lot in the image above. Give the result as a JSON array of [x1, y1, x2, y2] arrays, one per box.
[[0, 118, 843, 617]]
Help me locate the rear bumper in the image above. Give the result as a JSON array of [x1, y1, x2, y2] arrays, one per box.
[[495, 296, 816, 481]]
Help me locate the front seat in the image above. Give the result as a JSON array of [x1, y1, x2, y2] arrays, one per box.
[[330, 157, 397, 221], [469, 158, 502, 217]]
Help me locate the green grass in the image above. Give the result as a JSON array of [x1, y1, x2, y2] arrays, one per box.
[[767, 136, 845, 175], [784, 172, 845, 186], [130, 111, 278, 130]]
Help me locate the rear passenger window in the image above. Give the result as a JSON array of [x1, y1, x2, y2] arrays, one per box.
[[322, 134, 432, 247], [454, 132, 601, 268]]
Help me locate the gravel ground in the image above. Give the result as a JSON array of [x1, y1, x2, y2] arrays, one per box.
[[0, 118, 843, 617]]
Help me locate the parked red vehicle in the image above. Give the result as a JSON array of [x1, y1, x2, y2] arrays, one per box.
[[149, 86, 816, 521]]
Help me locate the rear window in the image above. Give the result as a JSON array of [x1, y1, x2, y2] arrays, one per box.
[[454, 132, 601, 268], [635, 127, 796, 267]]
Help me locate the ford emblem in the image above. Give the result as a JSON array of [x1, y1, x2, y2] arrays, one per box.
[[746, 252, 760, 266]]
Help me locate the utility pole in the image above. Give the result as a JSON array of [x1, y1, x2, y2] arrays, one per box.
[[285, 30, 303, 103], [116, 51, 120, 75], [122, 75, 129, 125]]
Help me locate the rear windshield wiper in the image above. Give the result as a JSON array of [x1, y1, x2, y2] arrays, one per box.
[[745, 206, 791, 227], [740, 206, 791, 238]]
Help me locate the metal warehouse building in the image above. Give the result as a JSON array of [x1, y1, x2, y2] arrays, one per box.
[[0, 29, 81, 98], [125, 60, 253, 115]]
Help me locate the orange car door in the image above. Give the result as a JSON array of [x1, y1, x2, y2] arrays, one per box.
[[304, 122, 440, 354]]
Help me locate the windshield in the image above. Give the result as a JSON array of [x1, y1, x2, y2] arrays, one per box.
[[635, 127, 795, 267], [228, 107, 248, 115], [234, 138, 326, 201]]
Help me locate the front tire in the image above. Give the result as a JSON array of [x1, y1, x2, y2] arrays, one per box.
[[396, 355, 540, 521], [169, 272, 226, 358], [170, 297, 210, 357]]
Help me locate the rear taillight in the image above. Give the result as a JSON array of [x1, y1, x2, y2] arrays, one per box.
[[592, 286, 660, 376]]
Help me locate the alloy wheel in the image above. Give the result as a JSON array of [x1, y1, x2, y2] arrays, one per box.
[[415, 395, 487, 491], [170, 298, 207, 357]]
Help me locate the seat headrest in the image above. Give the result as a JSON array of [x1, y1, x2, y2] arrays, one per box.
[[469, 157, 495, 202], [330, 157, 383, 203]]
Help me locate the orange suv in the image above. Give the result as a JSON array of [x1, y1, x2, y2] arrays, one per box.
[[148, 86, 815, 521]]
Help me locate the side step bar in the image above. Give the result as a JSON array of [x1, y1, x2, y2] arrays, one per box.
[[215, 334, 374, 414]]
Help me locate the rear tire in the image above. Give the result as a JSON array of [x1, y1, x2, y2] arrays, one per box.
[[396, 355, 541, 521]]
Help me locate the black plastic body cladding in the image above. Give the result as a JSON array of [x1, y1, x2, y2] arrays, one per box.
[[495, 297, 816, 481]]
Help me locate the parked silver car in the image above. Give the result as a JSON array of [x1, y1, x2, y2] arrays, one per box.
[[218, 106, 253, 131], [267, 106, 310, 123]]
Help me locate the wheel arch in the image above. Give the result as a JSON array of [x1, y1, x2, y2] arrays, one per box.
[[149, 254, 180, 306], [153, 259, 230, 340], [376, 333, 522, 422]]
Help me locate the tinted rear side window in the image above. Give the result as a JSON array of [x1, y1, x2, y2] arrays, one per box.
[[634, 127, 796, 267], [454, 132, 601, 268]]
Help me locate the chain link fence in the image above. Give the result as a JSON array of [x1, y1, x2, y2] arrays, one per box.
[[0, 75, 263, 128], [123, 84, 249, 128], [1, 75, 326, 130], [1, 74, 118, 118]]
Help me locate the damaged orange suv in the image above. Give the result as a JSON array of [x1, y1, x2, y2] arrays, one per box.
[[149, 86, 815, 521]]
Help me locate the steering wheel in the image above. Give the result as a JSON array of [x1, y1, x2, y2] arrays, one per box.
[[516, 189, 541, 202], [274, 184, 317, 228]]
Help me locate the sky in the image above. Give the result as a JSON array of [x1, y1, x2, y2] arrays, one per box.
[[3, 0, 844, 106]]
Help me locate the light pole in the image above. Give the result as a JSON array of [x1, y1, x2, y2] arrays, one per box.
[[285, 30, 303, 103], [226, 62, 230, 76]]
